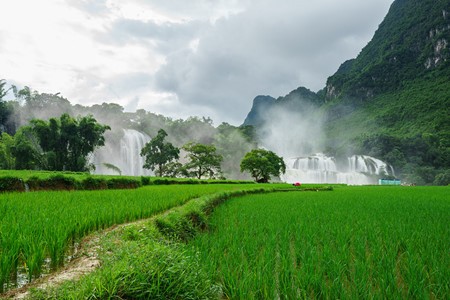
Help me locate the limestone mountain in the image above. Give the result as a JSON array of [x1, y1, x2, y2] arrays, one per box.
[[243, 0, 450, 184]]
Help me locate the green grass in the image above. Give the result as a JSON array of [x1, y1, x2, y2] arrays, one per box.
[[0, 170, 125, 181], [189, 186, 450, 299], [0, 183, 278, 292], [18, 186, 289, 299]]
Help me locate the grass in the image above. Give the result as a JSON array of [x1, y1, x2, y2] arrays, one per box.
[[0, 183, 283, 292], [4, 184, 445, 299], [17, 186, 286, 299], [0, 170, 123, 181], [189, 186, 450, 299]]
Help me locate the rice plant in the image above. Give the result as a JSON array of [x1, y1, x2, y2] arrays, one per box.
[[190, 186, 450, 299], [0, 183, 268, 291]]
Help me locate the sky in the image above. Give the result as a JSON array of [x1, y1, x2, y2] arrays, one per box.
[[0, 0, 393, 125]]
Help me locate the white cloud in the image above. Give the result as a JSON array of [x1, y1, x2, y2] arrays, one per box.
[[0, 0, 393, 125]]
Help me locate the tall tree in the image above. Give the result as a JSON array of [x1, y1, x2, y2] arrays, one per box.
[[240, 149, 286, 183], [12, 126, 43, 170], [0, 132, 15, 169], [0, 80, 13, 134], [140, 129, 180, 177], [182, 142, 223, 179], [30, 113, 110, 171]]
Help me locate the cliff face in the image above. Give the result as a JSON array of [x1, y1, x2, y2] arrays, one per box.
[[242, 0, 450, 184], [243, 87, 323, 127], [325, 0, 450, 102]]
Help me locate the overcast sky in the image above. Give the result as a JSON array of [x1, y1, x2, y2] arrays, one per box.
[[0, 0, 393, 125]]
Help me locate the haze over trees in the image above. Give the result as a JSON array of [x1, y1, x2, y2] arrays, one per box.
[[0, 112, 110, 172], [0, 83, 256, 180], [242, 0, 450, 185]]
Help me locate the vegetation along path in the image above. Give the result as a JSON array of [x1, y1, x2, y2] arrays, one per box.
[[0, 183, 295, 299]]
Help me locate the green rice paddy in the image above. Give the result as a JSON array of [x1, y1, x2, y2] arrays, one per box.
[[0, 184, 265, 292], [189, 186, 450, 299]]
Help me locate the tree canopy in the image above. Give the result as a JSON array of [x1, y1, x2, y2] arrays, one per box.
[[140, 129, 180, 177], [30, 113, 110, 171], [240, 149, 286, 183], [182, 142, 223, 179]]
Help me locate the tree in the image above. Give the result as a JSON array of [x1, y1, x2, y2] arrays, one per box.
[[0, 132, 15, 169], [12, 126, 43, 170], [0, 80, 13, 134], [140, 129, 180, 177], [240, 149, 286, 183], [30, 113, 110, 171], [182, 142, 223, 179]]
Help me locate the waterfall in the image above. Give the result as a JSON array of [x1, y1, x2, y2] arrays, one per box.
[[282, 153, 394, 185], [92, 129, 152, 176]]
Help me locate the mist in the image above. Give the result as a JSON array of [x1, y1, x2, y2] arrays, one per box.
[[258, 99, 325, 159]]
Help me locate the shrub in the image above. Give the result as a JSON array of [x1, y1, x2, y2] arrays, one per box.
[[0, 176, 25, 192], [82, 177, 108, 190], [106, 178, 141, 189], [27, 175, 77, 191], [141, 176, 151, 186]]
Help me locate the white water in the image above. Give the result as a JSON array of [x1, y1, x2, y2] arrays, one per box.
[[92, 129, 152, 176], [282, 153, 394, 185]]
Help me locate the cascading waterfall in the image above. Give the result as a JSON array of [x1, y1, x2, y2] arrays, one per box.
[[282, 153, 394, 185], [92, 129, 152, 176]]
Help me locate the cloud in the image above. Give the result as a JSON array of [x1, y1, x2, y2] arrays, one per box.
[[1, 0, 393, 125], [153, 0, 393, 124]]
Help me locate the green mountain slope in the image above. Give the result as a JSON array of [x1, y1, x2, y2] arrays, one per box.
[[243, 0, 450, 184]]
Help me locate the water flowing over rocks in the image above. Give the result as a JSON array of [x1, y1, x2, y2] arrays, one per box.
[[92, 129, 152, 176], [282, 153, 394, 185]]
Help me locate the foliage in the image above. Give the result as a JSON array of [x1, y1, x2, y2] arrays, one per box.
[[240, 148, 286, 183], [433, 170, 450, 186], [353, 132, 449, 184], [12, 126, 44, 170], [214, 123, 255, 180], [26, 175, 78, 191], [81, 177, 108, 190], [182, 142, 223, 179], [0, 132, 15, 169], [0, 176, 24, 192], [106, 177, 142, 189], [326, 0, 450, 101], [30, 113, 110, 171], [140, 129, 180, 177], [102, 163, 122, 176], [0, 79, 13, 134]]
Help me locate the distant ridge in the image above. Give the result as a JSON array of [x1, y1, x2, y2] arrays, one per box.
[[242, 0, 450, 184]]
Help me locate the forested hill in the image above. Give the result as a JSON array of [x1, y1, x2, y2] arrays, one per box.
[[244, 0, 450, 184]]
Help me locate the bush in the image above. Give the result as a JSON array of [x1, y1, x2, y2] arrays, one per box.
[[0, 176, 25, 192], [434, 170, 450, 186], [27, 175, 77, 191], [82, 177, 108, 190], [106, 178, 141, 189], [141, 176, 151, 186]]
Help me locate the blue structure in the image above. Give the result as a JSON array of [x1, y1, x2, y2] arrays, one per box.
[[378, 179, 401, 185]]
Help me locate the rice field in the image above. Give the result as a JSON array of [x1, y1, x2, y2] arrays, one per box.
[[189, 186, 450, 299], [0, 184, 266, 292]]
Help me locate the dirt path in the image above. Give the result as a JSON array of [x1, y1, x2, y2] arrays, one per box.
[[1, 220, 135, 300], [1, 233, 100, 300]]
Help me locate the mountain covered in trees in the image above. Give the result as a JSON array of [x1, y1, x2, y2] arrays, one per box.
[[244, 0, 450, 185]]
